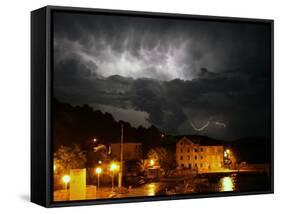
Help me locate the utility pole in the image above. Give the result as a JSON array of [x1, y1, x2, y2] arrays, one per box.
[[118, 124, 124, 189]]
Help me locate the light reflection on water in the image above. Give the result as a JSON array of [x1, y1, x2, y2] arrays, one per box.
[[147, 183, 156, 196], [219, 176, 236, 192]]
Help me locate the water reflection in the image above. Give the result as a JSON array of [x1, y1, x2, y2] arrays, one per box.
[[219, 176, 235, 192], [147, 183, 156, 196]]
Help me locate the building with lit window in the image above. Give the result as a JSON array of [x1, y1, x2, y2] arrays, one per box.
[[176, 137, 224, 172]]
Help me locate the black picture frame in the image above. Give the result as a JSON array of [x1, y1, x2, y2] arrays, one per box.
[[31, 5, 274, 208]]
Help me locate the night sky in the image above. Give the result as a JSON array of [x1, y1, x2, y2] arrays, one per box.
[[53, 11, 271, 140]]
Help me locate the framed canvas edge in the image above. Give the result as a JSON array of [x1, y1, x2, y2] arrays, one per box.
[[46, 6, 52, 207], [31, 7, 49, 207], [45, 5, 274, 23], [48, 190, 273, 208], [41, 5, 274, 208]]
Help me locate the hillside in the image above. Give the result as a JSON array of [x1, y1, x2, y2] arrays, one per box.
[[53, 99, 270, 163]]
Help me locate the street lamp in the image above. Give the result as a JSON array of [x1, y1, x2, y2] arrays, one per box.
[[224, 149, 232, 167], [224, 151, 228, 158], [93, 138, 97, 143], [53, 164, 57, 172], [62, 175, 71, 190], [224, 149, 230, 158], [150, 159, 155, 167], [110, 162, 119, 192], [95, 167, 102, 193]]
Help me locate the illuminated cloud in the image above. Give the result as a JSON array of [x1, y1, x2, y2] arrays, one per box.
[[53, 12, 271, 140]]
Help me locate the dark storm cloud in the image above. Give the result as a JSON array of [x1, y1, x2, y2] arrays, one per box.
[[53, 13, 254, 80], [53, 11, 271, 140]]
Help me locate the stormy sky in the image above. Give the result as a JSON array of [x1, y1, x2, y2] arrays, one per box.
[[53, 11, 271, 140]]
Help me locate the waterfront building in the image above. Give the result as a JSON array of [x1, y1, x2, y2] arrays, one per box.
[[176, 137, 224, 172]]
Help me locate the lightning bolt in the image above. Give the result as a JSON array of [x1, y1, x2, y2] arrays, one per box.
[[189, 120, 210, 131], [189, 120, 226, 131]]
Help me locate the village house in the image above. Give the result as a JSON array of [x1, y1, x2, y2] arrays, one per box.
[[176, 137, 224, 172], [110, 142, 142, 161]]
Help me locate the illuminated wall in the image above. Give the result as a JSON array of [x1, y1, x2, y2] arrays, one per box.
[[176, 137, 224, 171]]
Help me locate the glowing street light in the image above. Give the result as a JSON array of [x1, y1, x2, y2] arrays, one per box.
[[53, 164, 57, 172], [95, 167, 102, 174], [150, 159, 155, 167], [224, 151, 228, 158], [224, 149, 232, 167], [95, 167, 102, 193], [62, 175, 71, 190], [110, 162, 119, 192], [224, 149, 230, 158], [93, 138, 97, 143], [110, 162, 118, 171]]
